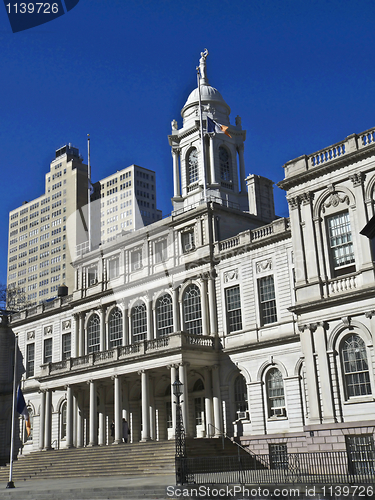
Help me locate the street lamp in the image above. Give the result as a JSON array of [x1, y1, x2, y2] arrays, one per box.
[[172, 379, 186, 485]]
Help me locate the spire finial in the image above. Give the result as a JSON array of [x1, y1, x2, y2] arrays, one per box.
[[198, 49, 209, 85]]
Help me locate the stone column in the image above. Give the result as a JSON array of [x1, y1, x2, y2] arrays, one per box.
[[99, 307, 106, 352], [237, 144, 247, 193], [66, 385, 74, 448], [122, 305, 129, 345], [179, 363, 189, 435], [128, 311, 132, 345], [172, 148, 181, 199], [204, 367, 213, 437], [79, 312, 85, 356], [314, 322, 335, 423], [44, 389, 52, 450], [113, 375, 122, 444], [299, 324, 321, 424], [139, 370, 150, 442], [350, 173, 374, 268], [209, 135, 218, 186], [173, 287, 180, 332], [88, 379, 97, 446], [149, 377, 155, 441], [212, 365, 223, 435], [283, 376, 304, 430], [73, 313, 79, 358], [201, 277, 209, 336], [300, 193, 320, 284], [247, 382, 265, 435], [39, 390, 45, 451], [147, 296, 153, 341], [169, 365, 177, 437], [76, 389, 84, 448], [98, 385, 106, 446], [208, 273, 217, 335]]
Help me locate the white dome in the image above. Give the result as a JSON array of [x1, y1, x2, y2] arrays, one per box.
[[181, 84, 231, 117]]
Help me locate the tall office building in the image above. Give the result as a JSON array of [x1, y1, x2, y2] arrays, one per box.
[[93, 165, 162, 246], [7, 144, 88, 308], [7, 149, 161, 307]]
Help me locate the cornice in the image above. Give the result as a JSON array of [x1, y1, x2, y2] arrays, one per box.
[[278, 142, 375, 191]]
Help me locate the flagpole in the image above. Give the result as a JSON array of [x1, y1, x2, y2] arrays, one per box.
[[7, 334, 18, 489], [87, 134, 91, 251], [196, 67, 207, 203]]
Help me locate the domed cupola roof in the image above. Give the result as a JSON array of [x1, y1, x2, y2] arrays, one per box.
[[181, 84, 231, 116], [181, 49, 231, 124]]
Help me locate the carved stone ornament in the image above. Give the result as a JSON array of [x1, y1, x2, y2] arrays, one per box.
[[349, 172, 364, 187], [287, 196, 299, 209], [322, 191, 349, 213], [300, 192, 314, 205], [256, 259, 272, 273], [223, 268, 238, 283], [44, 325, 53, 336], [62, 320, 71, 330], [27, 331, 35, 340]]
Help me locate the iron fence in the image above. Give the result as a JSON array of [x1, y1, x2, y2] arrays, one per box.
[[181, 451, 375, 485]]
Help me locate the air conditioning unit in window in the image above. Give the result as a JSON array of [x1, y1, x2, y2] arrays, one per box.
[[89, 278, 98, 286], [237, 410, 249, 420], [184, 243, 194, 252], [134, 263, 142, 270], [273, 408, 286, 417]]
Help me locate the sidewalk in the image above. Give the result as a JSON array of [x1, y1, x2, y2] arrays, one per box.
[[2, 474, 176, 499]]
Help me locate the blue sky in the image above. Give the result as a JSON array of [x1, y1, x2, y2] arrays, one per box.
[[1, 0, 375, 285]]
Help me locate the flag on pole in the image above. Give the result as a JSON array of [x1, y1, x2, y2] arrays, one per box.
[[16, 386, 31, 436], [207, 116, 232, 138]]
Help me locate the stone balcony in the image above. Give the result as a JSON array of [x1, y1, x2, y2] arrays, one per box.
[[38, 332, 219, 379]]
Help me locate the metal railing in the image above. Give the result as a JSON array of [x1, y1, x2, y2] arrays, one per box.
[[180, 451, 375, 485]]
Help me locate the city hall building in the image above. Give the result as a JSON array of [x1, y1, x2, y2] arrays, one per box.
[[1, 58, 375, 469]]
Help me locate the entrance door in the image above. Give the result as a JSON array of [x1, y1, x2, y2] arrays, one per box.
[[194, 397, 205, 437]]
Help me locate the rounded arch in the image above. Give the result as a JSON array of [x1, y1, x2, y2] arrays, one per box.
[[179, 279, 202, 302], [155, 293, 173, 336], [131, 300, 147, 342], [84, 311, 100, 330], [218, 144, 232, 182], [328, 320, 373, 351], [152, 289, 173, 307], [128, 296, 147, 312], [294, 357, 305, 377], [224, 365, 251, 385], [56, 395, 67, 413], [108, 306, 123, 348], [257, 359, 288, 382], [365, 172, 375, 205], [181, 282, 202, 335], [313, 185, 356, 219], [186, 146, 199, 185], [105, 303, 123, 323]]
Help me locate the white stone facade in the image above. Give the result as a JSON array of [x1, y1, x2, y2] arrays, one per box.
[[2, 62, 375, 468]]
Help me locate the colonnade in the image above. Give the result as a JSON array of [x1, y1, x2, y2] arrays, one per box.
[[38, 362, 223, 451]]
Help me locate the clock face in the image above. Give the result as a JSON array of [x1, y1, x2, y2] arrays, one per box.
[[189, 149, 198, 166]]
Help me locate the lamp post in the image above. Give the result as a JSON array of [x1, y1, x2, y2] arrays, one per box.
[[172, 379, 186, 485]]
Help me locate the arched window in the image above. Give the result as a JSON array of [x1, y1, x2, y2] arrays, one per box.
[[219, 146, 231, 182], [188, 148, 199, 185], [60, 401, 67, 440], [341, 334, 371, 398], [183, 284, 202, 335], [266, 368, 286, 418], [157, 294, 173, 336], [87, 314, 100, 353], [108, 307, 123, 348], [234, 375, 248, 416], [132, 302, 147, 342]]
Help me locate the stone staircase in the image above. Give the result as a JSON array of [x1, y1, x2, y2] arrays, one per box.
[[0, 440, 176, 482]]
